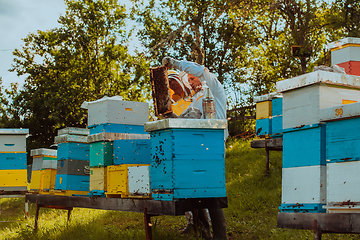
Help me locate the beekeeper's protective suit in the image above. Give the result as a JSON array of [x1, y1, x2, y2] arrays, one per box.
[[163, 57, 228, 240], [164, 57, 227, 119]]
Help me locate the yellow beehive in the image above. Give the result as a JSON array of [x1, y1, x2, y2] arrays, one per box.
[[0, 169, 27, 187], [29, 170, 42, 192], [51, 190, 89, 196], [256, 101, 272, 120], [106, 164, 150, 198], [90, 167, 107, 191], [40, 169, 57, 192]]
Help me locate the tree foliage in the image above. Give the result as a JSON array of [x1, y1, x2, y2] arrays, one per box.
[[9, 0, 150, 149]]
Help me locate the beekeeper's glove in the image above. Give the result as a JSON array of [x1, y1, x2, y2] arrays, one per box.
[[162, 57, 180, 69]]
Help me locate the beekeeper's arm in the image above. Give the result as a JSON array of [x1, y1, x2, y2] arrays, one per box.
[[163, 57, 227, 120]]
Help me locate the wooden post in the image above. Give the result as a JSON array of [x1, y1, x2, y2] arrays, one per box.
[[34, 201, 40, 231], [313, 219, 322, 240], [144, 207, 152, 240], [68, 209, 72, 222], [264, 138, 270, 175], [25, 201, 29, 219]]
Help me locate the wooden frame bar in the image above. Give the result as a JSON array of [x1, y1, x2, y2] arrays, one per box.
[[25, 194, 227, 240], [278, 212, 360, 239]]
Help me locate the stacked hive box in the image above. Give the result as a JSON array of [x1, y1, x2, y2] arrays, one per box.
[[29, 148, 57, 193], [328, 37, 360, 76], [54, 127, 90, 196], [82, 96, 151, 198], [319, 103, 360, 213], [0, 129, 29, 192], [254, 93, 283, 138], [277, 70, 360, 213], [145, 119, 227, 201]]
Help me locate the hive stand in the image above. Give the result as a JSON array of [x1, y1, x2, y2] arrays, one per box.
[[250, 138, 283, 175], [0, 191, 28, 219], [278, 212, 360, 240], [25, 194, 227, 240]]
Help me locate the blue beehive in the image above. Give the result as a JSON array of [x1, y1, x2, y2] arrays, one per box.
[[54, 127, 90, 194], [256, 118, 272, 136], [271, 97, 283, 116], [326, 118, 360, 163], [55, 174, 89, 191], [271, 116, 283, 137], [0, 153, 27, 170], [145, 119, 227, 201], [113, 139, 151, 165], [89, 123, 146, 135], [57, 142, 90, 161], [282, 123, 326, 168]]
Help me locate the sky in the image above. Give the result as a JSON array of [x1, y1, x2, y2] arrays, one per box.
[[0, 0, 138, 90], [0, 0, 67, 89]]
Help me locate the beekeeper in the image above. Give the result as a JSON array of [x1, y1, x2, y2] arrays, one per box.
[[163, 57, 228, 240], [163, 57, 227, 121]]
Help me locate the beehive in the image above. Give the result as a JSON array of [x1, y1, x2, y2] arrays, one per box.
[[89, 141, 113, 167], [57, 142, 90, 161], [277, 71, 360, 129], [54, 128, 90, 195], [88, 123, 146, 135], [0, 169, 27, 190], [41, 169, 57, 192], [113, 139, 151, 165], [282, 124, 326, 168], [81, 96, 149, 127], [0, 129, 29, 191], [318, 102, 360, 212], [55, 174, 89, 191], [57, 159, 90, 175], [328, 37, 360, 72], [326, 161, 360, 213], [145, 119, 227, 201], [89, 167, 107, 192], [280, 165, 326, 213], [106, 164, 150, 198]]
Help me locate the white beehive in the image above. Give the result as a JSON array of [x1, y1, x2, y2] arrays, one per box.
[[277, 71, 360, 129], [328, 37, 360, 66], [326, 161, 360, 213], [0, 129, 29, 152], [82, 96, 149, 127], [128, 165, 151, 197], [281, 165, 326, 205]]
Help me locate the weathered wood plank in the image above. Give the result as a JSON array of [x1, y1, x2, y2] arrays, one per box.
[[250, 138, 283, 150], [277, 212, 360, 233], [25, 194, 228, 216]]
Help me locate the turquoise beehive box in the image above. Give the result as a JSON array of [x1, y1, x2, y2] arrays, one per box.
[[145, 119, 228, 201]]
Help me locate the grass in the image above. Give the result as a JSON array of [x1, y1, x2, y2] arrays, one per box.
[[1, 138, 360, 239]]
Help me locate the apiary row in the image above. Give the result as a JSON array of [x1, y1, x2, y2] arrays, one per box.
[[27, 96, 228, 201], [0, 129, 29, 192], [254, 37, 360, 213]]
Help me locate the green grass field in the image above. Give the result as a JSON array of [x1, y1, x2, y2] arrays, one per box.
[[1, 139, 360, 239]]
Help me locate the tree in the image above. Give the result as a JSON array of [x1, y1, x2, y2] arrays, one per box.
[[10, 0, 150, 149], [324, 0, 360, 40]]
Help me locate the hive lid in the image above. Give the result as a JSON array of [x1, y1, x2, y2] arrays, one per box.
[[81, 96, 124, 109], [276, 70, 360, 93], [0, 128, 29, 135], [58, 127, 89, 136], [319, 102, 360, 122], [328, 37, 360, 50], [254, 92, 282, 103], [144, 119, 228, 132], [30, 148, 57, 157], [87, 132, 150, 143]]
